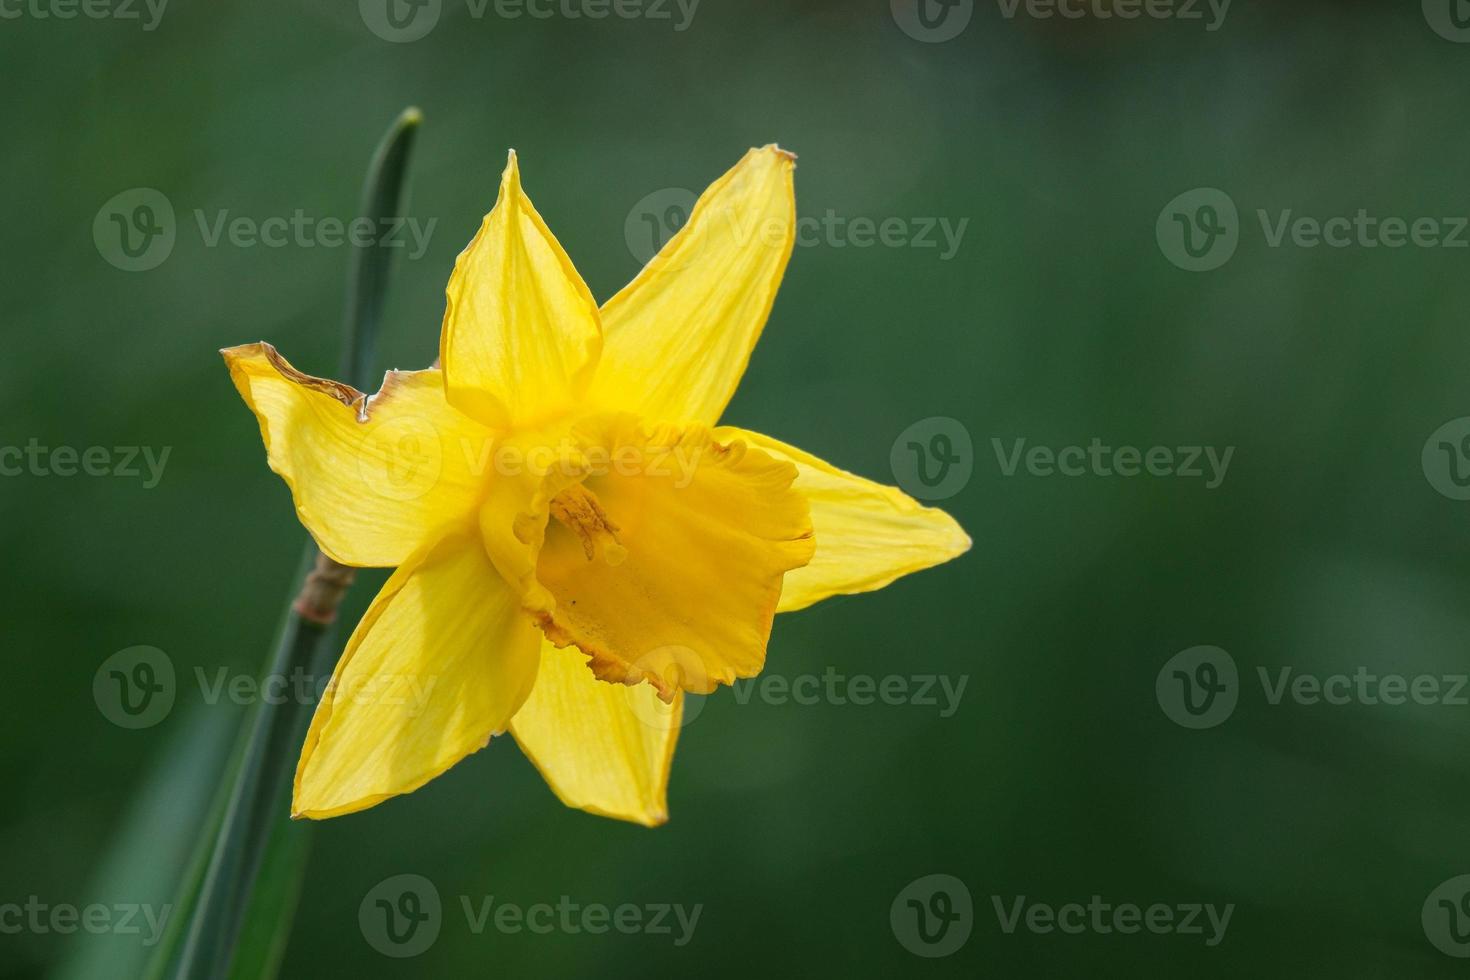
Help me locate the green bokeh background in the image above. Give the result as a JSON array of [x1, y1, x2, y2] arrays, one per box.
[[6, 1, 1470, 976]]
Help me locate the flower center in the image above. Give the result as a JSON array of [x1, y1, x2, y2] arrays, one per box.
[[548, 482, 627, 567]]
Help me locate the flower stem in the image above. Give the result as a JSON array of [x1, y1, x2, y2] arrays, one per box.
[[169, 107, 422, 980]]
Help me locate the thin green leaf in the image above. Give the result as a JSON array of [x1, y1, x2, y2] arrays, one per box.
[[166, 107, 424, 980], [48, 703, 241, 980]]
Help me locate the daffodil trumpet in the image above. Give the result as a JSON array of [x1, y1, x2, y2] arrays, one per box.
[[223, 144, 970, 827]]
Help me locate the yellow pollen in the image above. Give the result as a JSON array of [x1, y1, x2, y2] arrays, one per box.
[[549, 483, 627, 566]]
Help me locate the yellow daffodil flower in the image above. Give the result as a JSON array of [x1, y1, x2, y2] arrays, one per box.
[[222, 145, 970, 827]]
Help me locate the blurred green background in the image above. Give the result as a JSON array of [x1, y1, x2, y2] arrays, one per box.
[[6, 0, 1470, 975]]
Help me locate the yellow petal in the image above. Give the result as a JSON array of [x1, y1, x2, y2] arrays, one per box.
[[223, 343, 494, 568], [587, 145, 797, 425], [440, 150, 602, 428], [715, 427, 971, 613], [521, 417, 815, 698], [293, 533, 541, 819], [510, 640, 681, 827], [475, 420, 590, 616]]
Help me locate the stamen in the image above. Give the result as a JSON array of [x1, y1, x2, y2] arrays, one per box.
[[549, 483, 627, 566]]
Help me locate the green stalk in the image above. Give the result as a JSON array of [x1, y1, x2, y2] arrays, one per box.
[[169, 107, 422, 980]]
